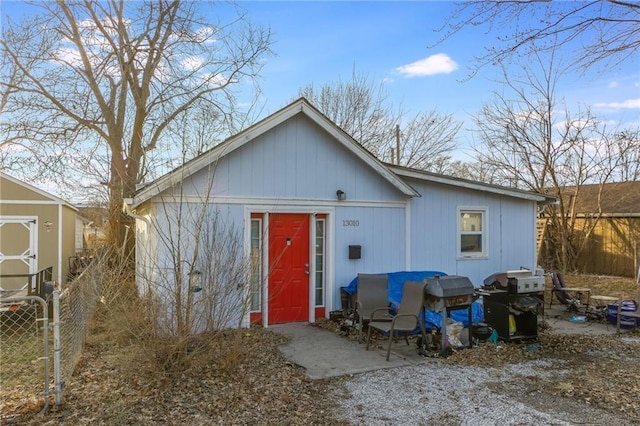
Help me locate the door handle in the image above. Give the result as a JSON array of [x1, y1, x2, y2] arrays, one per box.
[[305, 271, 310, 275]]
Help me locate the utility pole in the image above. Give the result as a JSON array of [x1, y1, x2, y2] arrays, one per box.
[[395, 124, 400, 165]]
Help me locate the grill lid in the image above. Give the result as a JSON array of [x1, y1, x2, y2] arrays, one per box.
[[424, 275, 475, 297]]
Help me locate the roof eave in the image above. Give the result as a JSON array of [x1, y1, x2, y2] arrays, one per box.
[[390, 166, 554, 203]]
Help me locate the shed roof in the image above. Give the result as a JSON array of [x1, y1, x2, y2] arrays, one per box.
[[0, 171, 78, 211], [559, 181, 640, 216]]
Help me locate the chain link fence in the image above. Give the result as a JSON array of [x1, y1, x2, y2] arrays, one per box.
[[55, 260, 102, 401], [0, 261, 102, 420], [0, 296, 50, 417]]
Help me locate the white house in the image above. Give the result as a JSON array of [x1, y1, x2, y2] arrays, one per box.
[[127, 98, 555, 329]]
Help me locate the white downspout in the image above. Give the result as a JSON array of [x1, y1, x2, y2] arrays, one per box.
[[57, 203, 63, 284], [405, 197, 411, 271]]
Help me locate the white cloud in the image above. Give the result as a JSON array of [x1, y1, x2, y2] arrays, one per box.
[[608, 81, 619, 88], [182, 56, 204, 71], [395, 53, 458, 77], [593, 98, 640, 109]]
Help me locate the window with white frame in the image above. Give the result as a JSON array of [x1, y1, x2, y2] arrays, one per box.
[[314, 218, 325, 307], [458, 208, 487, 258], [250, 218, 262, 311]]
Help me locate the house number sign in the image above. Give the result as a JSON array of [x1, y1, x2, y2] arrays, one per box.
[[342, 219, 360, 227]]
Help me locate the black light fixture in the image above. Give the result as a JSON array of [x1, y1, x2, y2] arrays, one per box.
[[336, 190, 346, 201]]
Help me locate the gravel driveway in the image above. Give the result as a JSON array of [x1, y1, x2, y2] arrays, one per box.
[[335, 358, 627, 425]]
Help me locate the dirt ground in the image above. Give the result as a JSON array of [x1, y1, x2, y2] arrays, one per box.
[[3, 273, 639, 425]]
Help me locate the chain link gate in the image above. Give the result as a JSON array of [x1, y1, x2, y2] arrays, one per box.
[[0, 296, 51, 417]]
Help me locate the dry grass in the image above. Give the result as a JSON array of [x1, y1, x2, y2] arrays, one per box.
[[4, 273, 639, 425], [561, 273, 638, 299]]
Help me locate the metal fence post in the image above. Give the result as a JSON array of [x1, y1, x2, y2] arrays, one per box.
[[53, 286, 63, 405]]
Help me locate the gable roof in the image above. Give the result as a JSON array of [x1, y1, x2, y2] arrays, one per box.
[[132, 97, 420, 207], [0, 171, 78, 210], [559, 181, 640, 216], [389, 165, 556, 203]]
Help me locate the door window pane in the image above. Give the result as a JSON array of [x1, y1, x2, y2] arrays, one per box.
[[314, 219, 325, 306], [250, 219, 262, 311]]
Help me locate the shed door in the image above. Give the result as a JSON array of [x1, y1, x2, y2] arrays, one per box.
[[268, 214, 310, 324], [0, 217, 37, 292]]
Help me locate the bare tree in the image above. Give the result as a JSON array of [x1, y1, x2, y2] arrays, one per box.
[[0, 1, 272, 254], [438, 1, 640, 75], [471, 49, 637, 271], [297, 70, 461, 172], [396, 111, 461, 172], [609, 129, 640, 182]]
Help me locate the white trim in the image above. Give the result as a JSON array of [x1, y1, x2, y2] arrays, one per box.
[[532, 203, 538, 268], [0, 199, 75, 206], [404, 198, 411, 271], [238, 204, 336, 216], [133, 98, 419, 207], [57, 203, 62, 284], [262, 212, 270, 328], [0, 216, 38, 224], [457, 206, 489, 260], [309, 215, 316, 324], [0, 172, 78, 211], [154, 195, 405, 209], [391, 166, 555, 204], [0, 216, 38, 289]]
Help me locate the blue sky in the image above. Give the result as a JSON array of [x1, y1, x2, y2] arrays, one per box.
[[2, 0, 638, 163], [237, 1, 639, 159]]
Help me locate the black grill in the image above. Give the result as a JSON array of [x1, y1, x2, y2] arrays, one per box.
[[423, 275, 475, 355]]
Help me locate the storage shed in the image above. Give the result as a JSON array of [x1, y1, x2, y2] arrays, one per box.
[[128, 98, 555, 328], [0, 172, 80, 291]]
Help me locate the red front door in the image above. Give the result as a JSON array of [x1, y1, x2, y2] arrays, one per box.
[[268, 214, 310, 324]]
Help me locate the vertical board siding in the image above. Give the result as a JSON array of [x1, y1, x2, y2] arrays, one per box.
[[406, 178, 537, 286], [333, 205, 406, 307], [189, 114, 405, 202], [575, 217, 640, 277]]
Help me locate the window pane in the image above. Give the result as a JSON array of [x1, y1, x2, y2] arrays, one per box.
[[315, 220, 324, 306], [461, 234, 482, 252], [315, 288, 323, 306], [461, 212, 482, 232], [250, 219, 261, 311]]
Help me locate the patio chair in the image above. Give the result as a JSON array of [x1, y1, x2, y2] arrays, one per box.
[[617, 292, 640, 333], [355, 273, 391, 342], [366, 280, 428, 361], [549, 272, 591, 313]]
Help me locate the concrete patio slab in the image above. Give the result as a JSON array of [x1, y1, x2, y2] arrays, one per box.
[[271, 307, 623, 380]]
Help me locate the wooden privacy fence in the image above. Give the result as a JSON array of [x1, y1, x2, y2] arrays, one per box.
[[574, 217, 640, 278]]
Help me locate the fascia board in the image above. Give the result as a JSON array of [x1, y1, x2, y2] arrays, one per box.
[[133, 102, 304, 207], [392, 167, 554, 203], [0, 171, 78, 211]]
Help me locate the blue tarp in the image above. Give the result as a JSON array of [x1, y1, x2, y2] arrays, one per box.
[[341, 270, 484, 330]]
